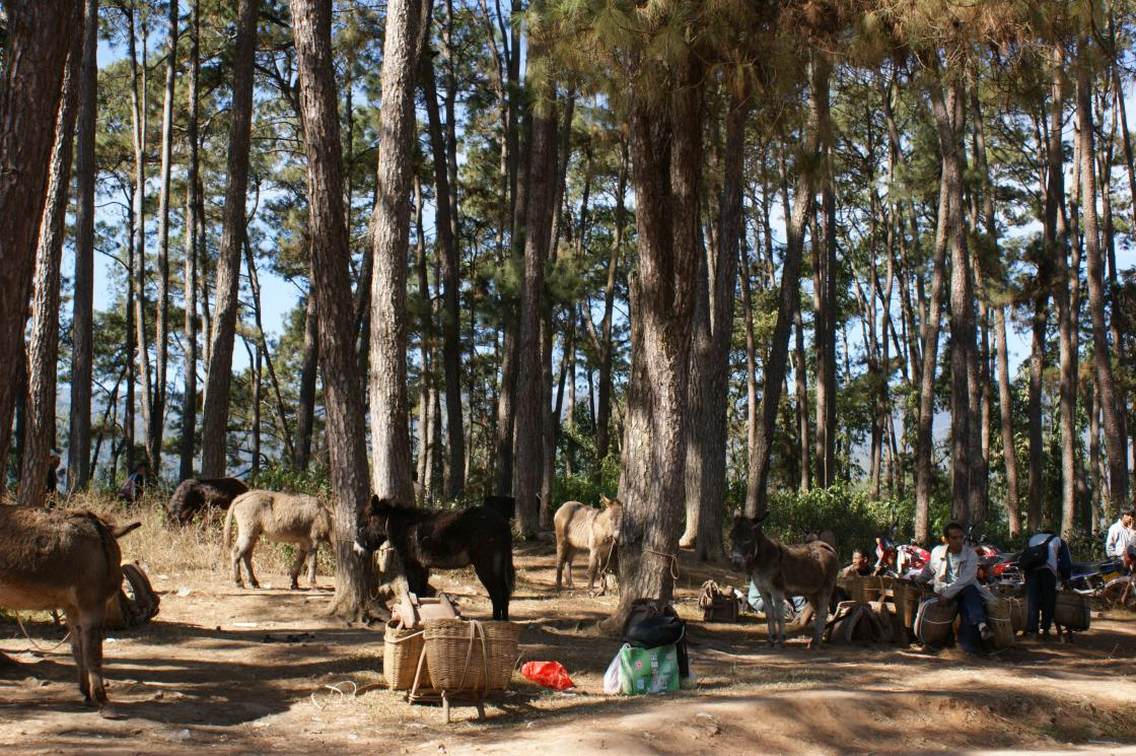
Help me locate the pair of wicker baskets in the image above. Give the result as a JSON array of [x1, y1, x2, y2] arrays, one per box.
[[384, 618, 521, 694]]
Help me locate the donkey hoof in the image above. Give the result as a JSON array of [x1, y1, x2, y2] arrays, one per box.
[[98, 705, 125, 720]]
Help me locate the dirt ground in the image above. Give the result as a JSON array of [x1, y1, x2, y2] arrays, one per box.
[[3, 533, 1136, 754]]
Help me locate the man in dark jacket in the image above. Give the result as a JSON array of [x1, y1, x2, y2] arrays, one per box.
[[1024, 529, 1072, 640]]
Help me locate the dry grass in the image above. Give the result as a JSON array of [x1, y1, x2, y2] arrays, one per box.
[[59, 492, 333, 581]]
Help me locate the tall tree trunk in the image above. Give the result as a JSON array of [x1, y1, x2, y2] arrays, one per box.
[[420, 57, 465, 498], [126, 3, 154, 470], [290, 0, 377, 621], [929, 69, 979, 527], [1079, 33, 1128, 517], [595, 141, 628, 465], [683, 96, 743, 561], [150, 0, 178, 473], [200, 0, 258, 477], [686, 96, 740, 559], [971, 79, 1021, 536], [69, 0, 99, 492], [493, 98, 532, 497], [414, 175, 434, 499], [813, 57, 837, 488], [513, 80, 558, 537], [605, 58, 703, 632], [1047, 46, 1078, 538], [913, 72, 954, 543], [368, 0, 428, 503], [744, 57, 824, 519], [0, 0, 80, 491], [293, 292, 319, 470], [179, 0, 200, 482], [18, 21, 83, 506]]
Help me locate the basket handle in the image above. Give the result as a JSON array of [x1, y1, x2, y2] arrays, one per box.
[[387, 628, 425, 644], [457, 619, 491, 695], [409, 636, 429, 698]]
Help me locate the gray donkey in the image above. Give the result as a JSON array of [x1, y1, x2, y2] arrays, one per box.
[[730, 514, 838, 648]]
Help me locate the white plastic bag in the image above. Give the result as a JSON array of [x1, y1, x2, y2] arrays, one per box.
[[603, 644, 626, 694]]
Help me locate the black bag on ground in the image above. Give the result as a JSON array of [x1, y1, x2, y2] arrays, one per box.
[[622, 600, 689, 679], [1017, 535, 1056, 573]]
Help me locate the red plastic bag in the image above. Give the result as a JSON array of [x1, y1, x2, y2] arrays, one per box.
[[521, 660, 575, 691]]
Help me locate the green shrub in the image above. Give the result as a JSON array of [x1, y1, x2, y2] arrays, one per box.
[[252, 463, 332, 497]]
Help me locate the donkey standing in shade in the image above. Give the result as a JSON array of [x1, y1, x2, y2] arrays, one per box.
[[730, 514, 838, 648]]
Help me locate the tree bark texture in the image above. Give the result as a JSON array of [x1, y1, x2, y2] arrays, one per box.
[[605, 60, 703, 633], [126, 4, 154, 471], [290, 0, 377, 620], [682, 97, 743, 561], [179, 0, 200, 482], [513, 88, 558, 537], [1078, 34, 1128, 516], [200, 0, 259, 477], [18, 22, 83, 507], [68, 0, 99, 491], [150, 0, 178, 473], [421, 58, 466, 499], [368, 0, 428, 503], [293, 292, 319, 471], [0, 0, 80, 492]]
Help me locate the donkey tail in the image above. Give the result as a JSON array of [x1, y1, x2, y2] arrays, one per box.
[[222, 500, 237, 556]]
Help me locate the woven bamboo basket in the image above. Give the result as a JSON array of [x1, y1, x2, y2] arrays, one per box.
[[1054, 591, 1091, 631], [892, 580, 926, 629], [985, 598, 1015, 649], [423, 618, 521, 693], [384, 621, 432, 691], [914, 596, 958, 646], [842, 575, 868, 604], [1006, 596, 1027, 634]]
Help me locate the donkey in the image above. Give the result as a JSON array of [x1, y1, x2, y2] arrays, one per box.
[[0, 506, 141, 716], [354, 496, 515, 620], [167, 476, 249, 524], [730, 514, 838, 648], [554, 495, 623, 594]]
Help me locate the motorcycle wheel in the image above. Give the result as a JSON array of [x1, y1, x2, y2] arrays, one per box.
[[1100, 576, 1136, 611]]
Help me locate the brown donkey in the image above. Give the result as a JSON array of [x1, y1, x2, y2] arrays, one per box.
[[730, 514, 838, 648], [0, 506, 141, 716]]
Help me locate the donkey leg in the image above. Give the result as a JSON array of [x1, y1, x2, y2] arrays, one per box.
[[809, 593, 828, 649], [231, 539, 245, 587], [242, 537, 260, 589], [473, 558, 507, 621], [760, 590, 777, 647], [307, 545, 319, 588], [773, 592, 787, 647], [81, 605, 112, 713], [65, 608, 90, 703], [586, 550, 600, 594], [289, 546, 307, 590], [555, 542, 568, 591]]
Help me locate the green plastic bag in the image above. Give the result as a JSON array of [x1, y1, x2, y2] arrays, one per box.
[[612, 643, 680, 695]]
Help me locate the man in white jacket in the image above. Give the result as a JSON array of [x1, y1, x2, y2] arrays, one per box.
[[1105, 510, 1134, 564], [914, 522, 993, 654]]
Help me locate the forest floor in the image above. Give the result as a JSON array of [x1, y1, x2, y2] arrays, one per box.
[[3, 508, 1136, 754]]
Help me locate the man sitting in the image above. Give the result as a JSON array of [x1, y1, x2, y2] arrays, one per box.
[[841, 549, 872, 579], [914, 521, 994, 654], [1106, 510, 1135, 569]]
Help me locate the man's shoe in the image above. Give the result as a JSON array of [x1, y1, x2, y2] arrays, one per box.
[[978, 622, 993, 642]]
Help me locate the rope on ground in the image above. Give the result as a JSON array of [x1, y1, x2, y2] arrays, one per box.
[[644, 549, 680, 581], [310, 679, 359, 710], [10, 611, 71, 654]]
